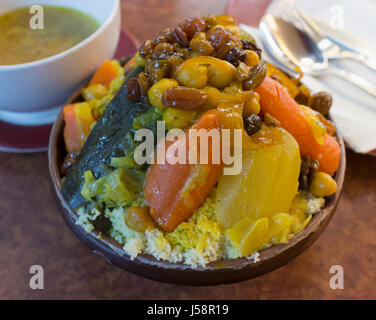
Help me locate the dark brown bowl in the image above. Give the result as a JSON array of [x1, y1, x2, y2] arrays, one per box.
[[48, 86, 346, 286]]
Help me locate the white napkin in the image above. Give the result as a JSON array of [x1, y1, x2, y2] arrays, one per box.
[[246, 0, 376, 154]]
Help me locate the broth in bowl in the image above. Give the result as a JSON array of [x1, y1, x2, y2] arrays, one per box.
[[0, 6, 100, 66]]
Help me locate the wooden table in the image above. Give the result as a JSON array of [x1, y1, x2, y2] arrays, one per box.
[[1, 0, 375, 300]]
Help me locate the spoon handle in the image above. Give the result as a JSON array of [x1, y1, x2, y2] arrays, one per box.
[[328, 67, 376, 98], [338, 50, 376, 72]]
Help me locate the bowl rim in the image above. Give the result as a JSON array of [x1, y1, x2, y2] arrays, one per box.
[[48, 72, 346, 285], [0, 0, 120, 71]]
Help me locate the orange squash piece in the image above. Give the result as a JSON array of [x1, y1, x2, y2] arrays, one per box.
[[255, 77, 340, 174], [89, 60, 120, 88], [63, 103, 94, 153]]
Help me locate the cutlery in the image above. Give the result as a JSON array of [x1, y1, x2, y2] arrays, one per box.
[[259, 15, 376, 98], [291, 9, 376, 72]]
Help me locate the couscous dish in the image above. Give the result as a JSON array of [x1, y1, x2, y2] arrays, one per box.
[[60, 14, 340, 268]]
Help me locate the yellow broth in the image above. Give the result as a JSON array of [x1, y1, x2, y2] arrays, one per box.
[[0, 6, 100, 65]]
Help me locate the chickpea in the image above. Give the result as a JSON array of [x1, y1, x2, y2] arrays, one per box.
[[244, 50, 260, 67], [190, 32, 214, 56], [176, 56, 236, 89], [163, 107, 196, 129], [203, 86, 242, 109], [207, 63, 235, 88], [148, 78, 179, 111], [215, 14, 237, 26], [223, 25, 242, 39], [309, 172, 337, 197], [243, 91, 260, 115], [224, 81, 243, 94], [176, 63, 208, 89], [204, 14, 218, 28], [134, 52, 146, 67]]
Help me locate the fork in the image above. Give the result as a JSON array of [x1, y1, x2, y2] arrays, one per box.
[[290, 9, 376, 72]]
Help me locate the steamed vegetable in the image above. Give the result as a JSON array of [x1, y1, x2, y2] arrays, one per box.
[[215, 126, 301, 229], [81, 168, 144, 208], [265, 62, 300, 98], [144, 111, 223, 232], [62, 66, 149, 208], [226, 217, 269, 256], [89, 60, 122, 88], [255, 76, 340, 174], [63, 102, 94, 153]]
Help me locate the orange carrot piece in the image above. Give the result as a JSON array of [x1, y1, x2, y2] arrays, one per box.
[[63, 103, 94, 153], [305, 133, 340, 175], [255, 77, 340, 174], [144, 111, 223, 232], [89, 60, 120, 88]]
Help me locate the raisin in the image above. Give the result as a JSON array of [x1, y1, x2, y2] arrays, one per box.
[[162, 86, 208, 110], [159, 27, 175, 43], [152, 35, 169, 46], [299, 156, 319, 191], [207, 26, 230, 50], [224, 47, 247, 67], [137, 72, 151, 102], [214, 43, 233, 59], [173, 26, 189, 47], [60, 152, 78, 176], [152, 42, 174, 59], [242, 63, 267, 90], [179, 17, 207, 39], [241, 39, 262, 58], [145, 59, 171, 84], [126, 77, 141, 102], [139, 40, 154, 58], [310, 91, 333, 116], [295, 91, 310, 105], [243, 114, 262, 136]]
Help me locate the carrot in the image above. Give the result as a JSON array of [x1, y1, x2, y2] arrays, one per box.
[[63, 103, 94, 153], [255, 77, 340, 174], [144, 111, 223, 232], [89, 60, 120, 88], [306, 133, 341, 175]]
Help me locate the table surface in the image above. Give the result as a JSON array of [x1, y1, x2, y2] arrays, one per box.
[[1, 0, 376, 300]]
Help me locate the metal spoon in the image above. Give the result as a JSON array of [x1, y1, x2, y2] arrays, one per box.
[[259, 15, 376, 98]]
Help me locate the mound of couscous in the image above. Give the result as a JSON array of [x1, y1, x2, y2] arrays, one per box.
[[76, 189, 325, 267]]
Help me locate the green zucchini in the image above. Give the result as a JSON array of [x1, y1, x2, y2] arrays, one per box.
[[62, 66, 150, 209]]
